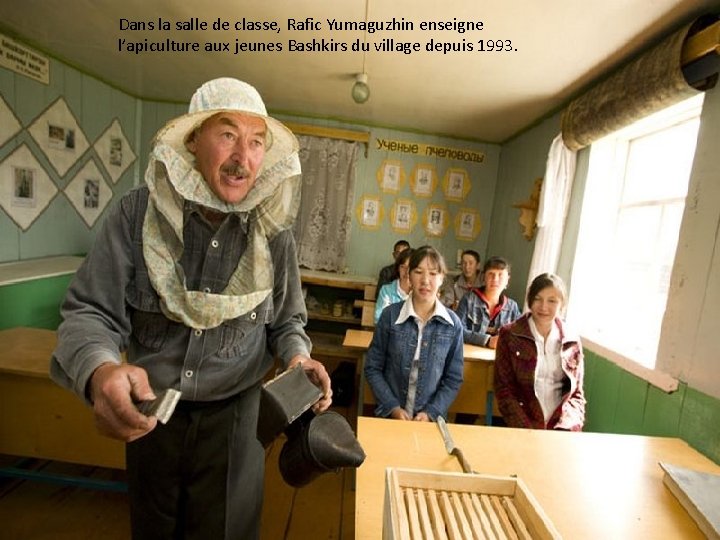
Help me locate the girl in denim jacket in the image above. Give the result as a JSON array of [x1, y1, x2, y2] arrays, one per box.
[[365, 246, 464, 421]]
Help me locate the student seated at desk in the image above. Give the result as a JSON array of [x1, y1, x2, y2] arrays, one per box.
[[441, 249, 483, 310], [456, 256, 521, 349], [375, 239, 410, 297], [494, 273, 585, 431], [365, 246, 463, 422], [374, 248, 412, 324]]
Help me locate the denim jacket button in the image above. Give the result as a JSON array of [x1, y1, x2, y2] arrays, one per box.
[[185, 370, 194, 378], [250, 312, 257, 321], [211, 239, 219, 248], [194, 329, 203, 337]]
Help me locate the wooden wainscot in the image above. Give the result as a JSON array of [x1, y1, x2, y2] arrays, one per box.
[[383, 467, 561, 540]]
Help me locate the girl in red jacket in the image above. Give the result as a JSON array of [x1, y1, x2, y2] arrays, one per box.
[[494, 273, 585, 430]]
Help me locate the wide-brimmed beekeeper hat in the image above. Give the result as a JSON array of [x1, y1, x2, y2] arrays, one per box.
[[142, 77, 303, 329], [152, 77, 298, 177]]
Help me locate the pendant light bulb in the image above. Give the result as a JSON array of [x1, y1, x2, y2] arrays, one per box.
[[351, 73, 370, 104]]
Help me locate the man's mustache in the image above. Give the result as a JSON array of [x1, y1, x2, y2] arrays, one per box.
[[221, 164, 250, 177]]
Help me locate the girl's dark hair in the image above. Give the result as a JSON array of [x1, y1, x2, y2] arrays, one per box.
[[409, 245, 447, 275], [483, 256, 511, 274], [526, 273, 567, 307], [393, 248, 413, 273], [461, 249, 480, 264]]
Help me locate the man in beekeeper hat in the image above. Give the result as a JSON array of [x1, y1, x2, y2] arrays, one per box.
[[51, 78, 332, 539]]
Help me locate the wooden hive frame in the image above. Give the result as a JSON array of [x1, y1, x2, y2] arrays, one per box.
[[383, 468, 561, 540]]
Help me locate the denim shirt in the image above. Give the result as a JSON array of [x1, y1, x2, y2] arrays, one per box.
[[364, 297, 464, 420], [456, 288, 521, 346], [50, 186, 310, 403]]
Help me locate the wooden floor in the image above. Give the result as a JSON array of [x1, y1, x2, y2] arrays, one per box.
[[0, 400, 358, 540]]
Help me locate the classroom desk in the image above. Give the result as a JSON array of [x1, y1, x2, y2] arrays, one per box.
[[355, 416, 720, 539], [343, 329, 497, 423], [299, 268, 376, 290], [0, 327, 125, 470]]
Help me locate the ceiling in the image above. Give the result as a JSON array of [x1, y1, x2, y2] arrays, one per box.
[[0, 0, 717, 143]]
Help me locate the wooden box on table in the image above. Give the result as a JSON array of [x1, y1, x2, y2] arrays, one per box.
[[383, 468, 561, 540]]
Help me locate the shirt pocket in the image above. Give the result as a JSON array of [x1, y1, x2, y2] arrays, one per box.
[[217, 303, 273, 358], [429, 330, 453, 351], [131, 310, 172, 351], [127, 276, 171, 352]]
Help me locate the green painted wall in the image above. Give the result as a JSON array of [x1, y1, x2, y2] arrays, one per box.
[[0, 274, 72, 330], [584, 348, 720, 464]]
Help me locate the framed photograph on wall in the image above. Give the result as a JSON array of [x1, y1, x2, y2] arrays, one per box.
[[63, 160, 113, 228], [47, 124, 66, 149], [28, 97, 89, 176], [454, 208, 482, 241], [390, 198, 417, 233], [410, 164, 437, 198], [376, 160, 405, 194], [0, 144, 58, 231], [83, 178, 100, 208], [47, 124, 76, 151], [355, 195, 384, 230], [442, 168, 471, 202], [109, 138, 123, 166], [12, 166, 36, 208], [423, 204, 448, 237], [95, 119, 137, 184]]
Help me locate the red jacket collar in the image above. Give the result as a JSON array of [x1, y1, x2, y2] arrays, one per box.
[[471, 287, 508, 319]]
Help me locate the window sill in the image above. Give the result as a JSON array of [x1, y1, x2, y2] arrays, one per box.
[[582, 337, 679, 393]]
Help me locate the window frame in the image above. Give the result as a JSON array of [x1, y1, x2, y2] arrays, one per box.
[[566, 95, 704, 388]]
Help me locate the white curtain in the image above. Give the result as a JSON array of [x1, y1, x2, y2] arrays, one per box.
[[525, 133, 577, 307], [293, 135, 360, 272]]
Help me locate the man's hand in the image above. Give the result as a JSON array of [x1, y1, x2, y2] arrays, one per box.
[[89, 363, 158, 442], [288, 355, 333, 413], [413, 412, 430, 422], [487, 335, 499, 349]]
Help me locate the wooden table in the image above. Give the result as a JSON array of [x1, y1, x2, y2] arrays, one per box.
[[344, 329, 497, 423], [300, 269, 376, 291], [0, 327, 125, 470], [355, 417, 720, 539]]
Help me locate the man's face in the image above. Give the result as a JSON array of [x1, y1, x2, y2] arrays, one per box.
[[186, 112, 266, 204]]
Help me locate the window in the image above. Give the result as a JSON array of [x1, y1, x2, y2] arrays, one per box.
[[568, 94, 704, 369]]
